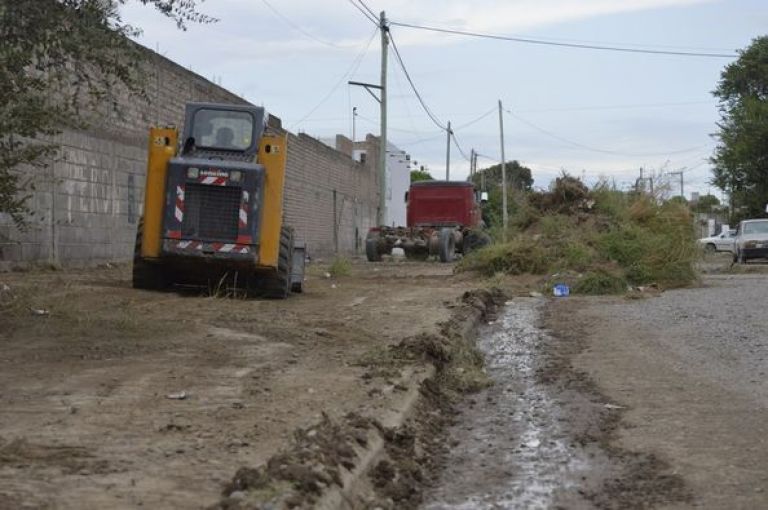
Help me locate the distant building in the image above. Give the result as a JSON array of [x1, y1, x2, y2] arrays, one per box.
[[321, 134, 413, 227]]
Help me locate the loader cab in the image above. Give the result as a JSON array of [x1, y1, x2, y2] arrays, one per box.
[[181, 103, 266, 161]]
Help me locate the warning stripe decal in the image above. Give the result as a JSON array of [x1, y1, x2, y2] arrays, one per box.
[[199, 176, 228, 186], [175, 185, 185, 223]]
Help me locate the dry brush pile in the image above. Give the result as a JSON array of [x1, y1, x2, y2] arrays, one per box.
[[459, 176, 698, 294]]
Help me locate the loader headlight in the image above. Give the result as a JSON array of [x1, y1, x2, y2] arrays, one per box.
[[187, 167, 200, 179], [230, 171, 242, 182]]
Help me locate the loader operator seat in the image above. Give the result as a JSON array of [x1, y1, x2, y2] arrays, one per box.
[[215, 127, 235, 149]]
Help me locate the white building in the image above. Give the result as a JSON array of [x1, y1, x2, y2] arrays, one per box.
[[386, 143, 410, 227]]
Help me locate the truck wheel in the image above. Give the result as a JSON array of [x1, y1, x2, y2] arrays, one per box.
[[705, 243, 716, 254], [438, 228, 456, 263], [366, 238, 382, 262], [738, 249, 747, 264], [132, 217, 169, 290], [464, 231, 491, 254]]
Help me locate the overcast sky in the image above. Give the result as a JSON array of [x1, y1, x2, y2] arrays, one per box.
[[121, 0, 766, 198]]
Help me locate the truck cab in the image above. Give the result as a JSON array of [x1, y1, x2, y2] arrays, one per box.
[[407, 181, 483, 228]]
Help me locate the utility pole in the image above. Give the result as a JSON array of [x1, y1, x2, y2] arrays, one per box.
[[498, 100, 508, 237], [379, 11, 388, 226], [445, 121, 451, 180], [469, 148, 475, 178], [347, 12, 388, 226]]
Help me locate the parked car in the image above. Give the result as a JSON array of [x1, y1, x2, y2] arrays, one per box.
[[698, 229, 736, 253], [733, 219, 768, 263]]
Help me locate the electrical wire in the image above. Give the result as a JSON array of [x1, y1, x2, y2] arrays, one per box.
[[260, 0, 355, 48], [355, 0, 378, 21], [388, 31, 447, 131], [346, 0, 378, 25], [453, 106, 497, 130], [505, 108, 708, 157], [291, 27, 378, 129], [389, 21, 738, 58], [451, 131, 471, 162], [516, 100, 714, 114], [389, 29, 477, 165]]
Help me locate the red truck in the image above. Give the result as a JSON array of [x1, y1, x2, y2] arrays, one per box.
[[365, 180, 490, 262]]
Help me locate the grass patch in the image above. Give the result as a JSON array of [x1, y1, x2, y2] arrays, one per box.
[[328, 257, 352, 277]]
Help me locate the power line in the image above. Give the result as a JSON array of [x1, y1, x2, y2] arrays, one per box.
[[389, 30, 476, 164], [505, 108, 708, 158], [346, 0, 377, 25], [516, 100, 714, 114], [261, 0, 355, 48], [355, 0, 378, 21], [291, 27, 378, 129], [389, 21, 738, 58], [388, 31, 447, 131], [453, 106, 497, 130], [451, 131, 471, 162]]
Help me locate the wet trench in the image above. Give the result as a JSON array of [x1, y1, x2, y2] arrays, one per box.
[[422, 298, 598, 509]]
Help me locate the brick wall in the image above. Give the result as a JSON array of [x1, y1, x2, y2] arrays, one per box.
[[0, 47, 380, 270]]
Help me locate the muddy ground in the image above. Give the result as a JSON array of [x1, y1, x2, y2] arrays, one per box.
[[3, 253, 767, 509], [0, 259, 484, 509]]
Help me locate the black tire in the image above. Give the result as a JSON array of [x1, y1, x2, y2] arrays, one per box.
[[705, 243, 716, 254], [132, 217, 168, 290], [366, 237, 382, 262], [463, 231, 492, 255], [438, 228, 456, 263], [738, 249, 747, 264], [258, 227, 294, 299]]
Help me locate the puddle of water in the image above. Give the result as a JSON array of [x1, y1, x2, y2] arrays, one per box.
[[422, 298, 591, 509]]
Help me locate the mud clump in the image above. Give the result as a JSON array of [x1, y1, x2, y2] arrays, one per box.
[[213, 412, 376, 509]]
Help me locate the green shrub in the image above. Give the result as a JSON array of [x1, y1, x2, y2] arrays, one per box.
[[573, 270, 627, 295], [458, 238, 549, 276]]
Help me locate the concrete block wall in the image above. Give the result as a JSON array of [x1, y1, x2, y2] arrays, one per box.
[[282, 133, 378, 256], [0, 46, 380, 270]]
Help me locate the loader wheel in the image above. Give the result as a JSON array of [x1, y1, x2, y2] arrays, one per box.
[[366, 237, 382, 262], [438, 228, 456, 263], [256, 226, 294, 299], [131, 217, 168, 290]]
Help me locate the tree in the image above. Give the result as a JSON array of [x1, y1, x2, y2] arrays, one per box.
[[692, 194, 720, 213], [471, 160, 533, 193], [711, 36, 768, 220], [469, 161, 533, 227], [0, 0, 213, 229], [410, 168, 434, 183]]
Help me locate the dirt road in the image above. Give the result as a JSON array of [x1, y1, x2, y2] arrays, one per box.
[[546, 270, 768, 509], [0, 260, 475, 509]]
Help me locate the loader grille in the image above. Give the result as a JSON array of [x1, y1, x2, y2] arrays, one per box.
[[181, 183, 241, 241]]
